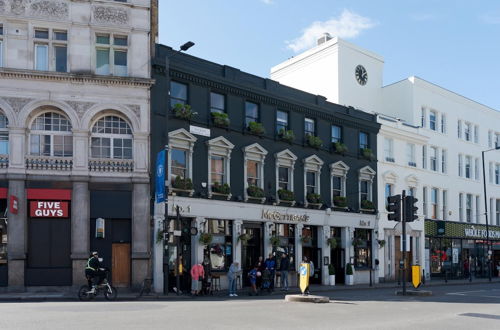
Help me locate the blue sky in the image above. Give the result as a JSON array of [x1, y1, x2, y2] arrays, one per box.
[[159, 0, 500, 110]]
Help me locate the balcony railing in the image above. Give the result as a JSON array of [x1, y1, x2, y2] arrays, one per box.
[[89, 158, 134, 173], [26, 156, 73, 171], [0, 155, 8, 169]]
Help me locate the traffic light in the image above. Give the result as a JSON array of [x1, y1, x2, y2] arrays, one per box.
[[404, 196, 419, 222], [387, 195, 401, 222]]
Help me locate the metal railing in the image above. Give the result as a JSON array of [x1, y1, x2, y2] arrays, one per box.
[[25, 156, 73, 171], [88, 158, 134, 173]]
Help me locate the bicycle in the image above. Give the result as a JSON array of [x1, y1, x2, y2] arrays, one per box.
[[78, 268, 118, 301]]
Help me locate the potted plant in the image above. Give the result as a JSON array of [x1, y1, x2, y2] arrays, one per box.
[[327, 237, 338, 249], [306, 193, 322, 208], [333, 142, 348, 155], [352, 237, 363, 247], [333, 196, 347, 208], [306, 135, 323, 149], [278, 189, 294, 201], [156, 229, 166, 245], [328, 264, 336, 286], [345, 263, 354, 285], [247, 185, 264, 198], [238, 233, 252, 245], [361, 148, 374, 160], [173, 103, 197, 121], [269, 236, 281, 247], [278, 129, 295, 143], [247, 121, 265, 136], [377, 239, 386, 248], [199, 232, 213, 246], [211, 112, 230, 128], [301, 236, 311, 244], [212, 182, 231, 195], [172, 176, 193, 190], [361, 199, 375, 211]]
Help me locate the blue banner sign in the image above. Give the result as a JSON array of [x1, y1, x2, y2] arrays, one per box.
[[155, 150, 166, 203]]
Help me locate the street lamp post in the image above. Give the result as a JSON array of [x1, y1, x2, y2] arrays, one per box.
[[481, 145, 500, 282]]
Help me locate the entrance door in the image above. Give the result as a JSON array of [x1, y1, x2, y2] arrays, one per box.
[[242, 224, 262, 285], [112, 243, 130, 287], [394, 236, 412, 282], [331, 247, 345, 284], [303, 247, 322, 284]]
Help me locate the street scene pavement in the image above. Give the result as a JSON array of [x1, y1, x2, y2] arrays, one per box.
[[1, 282, 500, 330]]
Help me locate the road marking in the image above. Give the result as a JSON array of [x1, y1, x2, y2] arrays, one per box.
[[459, 313, 500, 320], [446, 290, 486, 296]]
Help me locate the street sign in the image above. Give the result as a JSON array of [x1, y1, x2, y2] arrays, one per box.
[[299, 263, 310, 294], [412, 265, 421, 289]]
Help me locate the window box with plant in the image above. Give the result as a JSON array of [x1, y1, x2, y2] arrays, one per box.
[[199, 232, 213, 246], [211, 112, 230, 128], [327, 237, 338, 249], [360, 199, 375, 213], [306, 193, 322, 209], [360, 148, 374, 160], [210, 182, 232, 200], [171, 176, 194, 196], [333, 196, 347, 209], [173, 103, 197, 121], [328, 263, 336, 286], [277, 189, 295, 206], [246, 185, 266, 204], [278, 129, 295, 144], [247, 121, 265, 136], [333, 142, 348, 155], [306, 135, 322, 149], [269, 236, 281, 247]]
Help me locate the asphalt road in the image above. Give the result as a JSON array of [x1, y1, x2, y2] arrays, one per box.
[[1, 283, 500, 330]]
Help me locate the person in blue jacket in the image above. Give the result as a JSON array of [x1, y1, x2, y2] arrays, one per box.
[[264, 253, 276, 291]]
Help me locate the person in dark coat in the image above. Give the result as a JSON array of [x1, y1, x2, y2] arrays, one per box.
[[279, 253, 290, 291], [264, 253, 276, 291]]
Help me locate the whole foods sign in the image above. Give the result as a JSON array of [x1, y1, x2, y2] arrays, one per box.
[[30, 201, 69, 218], [464, 227, 500, 239]]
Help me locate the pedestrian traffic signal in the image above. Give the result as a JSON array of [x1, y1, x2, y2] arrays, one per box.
[[387, 195, 401, 222], [404, 196, 419, 222]]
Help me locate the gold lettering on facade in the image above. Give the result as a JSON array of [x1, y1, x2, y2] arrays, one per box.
[[261, 209, 310, 222]]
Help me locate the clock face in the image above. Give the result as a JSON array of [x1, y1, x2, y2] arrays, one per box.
[[355, 65, 368, 86]]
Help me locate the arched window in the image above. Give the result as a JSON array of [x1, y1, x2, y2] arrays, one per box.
[[0, 113, 8, 155], [30, 112, 72, 157], [91, 115, 132, 159]]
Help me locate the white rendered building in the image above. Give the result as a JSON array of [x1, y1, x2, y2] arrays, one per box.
[[271, 34, 500, 281]]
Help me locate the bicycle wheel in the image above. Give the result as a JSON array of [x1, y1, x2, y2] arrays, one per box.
[[78, 285, 93, 301], [104, 285, 118, 301]]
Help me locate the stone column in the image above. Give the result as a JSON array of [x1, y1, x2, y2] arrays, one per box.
[[71, 179, 90, 287], [341, 227, 352, 268], [233, 219, 243, 265], [152, 200, 165, 293], [320, 225, 330, 285], [263, 221, 272, 258], [8, 128, 26, 173], [71, 130, 89, 176], [7, 177, 26, 291], [131, 181, 151, 290], [192, 217, 205, 266], [295, 223, 303, 270]]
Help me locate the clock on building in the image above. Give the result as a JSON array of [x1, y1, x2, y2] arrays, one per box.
[[355, 65, 368, 86]]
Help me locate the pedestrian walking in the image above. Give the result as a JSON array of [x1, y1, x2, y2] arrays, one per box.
[[190, 260, 205, 296], [279, 253, 290, 291], [248, 264, 259, 296], [264, 253, 276, 291], [227, 261, 239, 297]]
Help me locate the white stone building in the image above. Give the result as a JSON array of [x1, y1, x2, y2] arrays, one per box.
[[0, 0, 155, 290], [271, 34, 500, 281]]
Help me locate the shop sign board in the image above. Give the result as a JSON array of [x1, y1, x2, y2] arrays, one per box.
[[299, 263, 310, 294], [452, 248, 459, 264], [9, 195, 18, 215], [464, 227, 500, 239], [30, 201, 68, 218], [189, 125, 211, 137], [261, 210, 310, 222]]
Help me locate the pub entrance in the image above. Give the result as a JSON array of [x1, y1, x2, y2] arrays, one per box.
[[242, 223, 262, 286]]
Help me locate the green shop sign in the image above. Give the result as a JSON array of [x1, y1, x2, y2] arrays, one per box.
[[425, 220, 500, 239]]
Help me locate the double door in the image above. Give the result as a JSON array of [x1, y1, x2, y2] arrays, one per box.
[[242, 224, 262, 286]]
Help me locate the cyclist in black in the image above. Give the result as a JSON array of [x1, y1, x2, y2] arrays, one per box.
[[85, 251, 105, 293]]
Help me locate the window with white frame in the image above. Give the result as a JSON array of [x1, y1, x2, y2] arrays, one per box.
[[457, 120, 462, 138], [429, 111, 437, 131], [33, 28, 67, 72], [421, 107, 426, 128], [0, 112, 8, 155], [475, 158, 479, 180], [459, 193, 464, 222], [305, 117, 315, 137], [210, 92, 225, 114], [95, 33, 128, 76], [359, 131, 369, 150], [207, 137, 234, 195], [167, 128, 197, 188], [489, 130, 493, 147], [441, 149, 447, 173], [276, 110, 289, 134], [496, 199, 500, 225], [496, 133, 500, 148], [465, 155, 472, 179], [330, 161, 349, 206], [407, 143, 416, 167], [331, 125, 342, 143], [243, 143, 267, 200], [458, 154, 463, 177], [440, 114, 446, 134], [358, 166, 376, 206], [30, 112, 72, 157], [275, 149, 297, 198], [422, 145, 427, 169], [91, 115, 132, 159], [464, 122, 472, 141], [476, 195, 480, 223], [385, 184, 393, 207], [303, 155, 323, 205], [245, 101, 259, 127], [496, 164, 500, 184], [431, 188, 438, 219], [430, 147, 438, 171], [423, 187, 428, 218], [384, 138, 394, 162], [442, 190, 447, 220], [408, 187, 416, 197], [170, 81, 188, 108], [474, 125, 479, 143], [0, 24, 3, 67], [466, 194, 472, 223]]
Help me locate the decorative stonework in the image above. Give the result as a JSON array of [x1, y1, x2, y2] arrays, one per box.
[[0, 1, 6, 13], [29, 0, 68, 19], [10, 0, 26, 15], [93, 5, 128, 25], [127, 104, 141, 119], [3, 97, 33, 113], [66, 101, 96, 118]]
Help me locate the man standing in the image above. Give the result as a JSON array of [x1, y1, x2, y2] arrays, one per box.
[[279, 253, 290, 291], [264, 253, 276, 291]]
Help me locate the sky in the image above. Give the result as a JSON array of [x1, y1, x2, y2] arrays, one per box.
[[159, 0, 500, 110]]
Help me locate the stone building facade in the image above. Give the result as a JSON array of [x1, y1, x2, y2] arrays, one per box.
[[0, 0, 154, 290]]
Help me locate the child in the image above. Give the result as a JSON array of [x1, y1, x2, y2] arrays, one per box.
[[248, 264, 259, 296]]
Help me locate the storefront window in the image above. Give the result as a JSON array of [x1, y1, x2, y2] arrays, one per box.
[[203, 219, 232, 271], [272, 224, 295, 269], [354, 229, 371, 268]]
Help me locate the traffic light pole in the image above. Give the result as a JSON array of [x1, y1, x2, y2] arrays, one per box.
[[402, 190, 406, 296]]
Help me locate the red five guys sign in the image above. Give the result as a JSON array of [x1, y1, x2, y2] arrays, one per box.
[[30, 201, 69, 218]]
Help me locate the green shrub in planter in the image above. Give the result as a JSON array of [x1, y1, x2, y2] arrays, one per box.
[[212, 182, 231, 195], [269, 236, 281, 247], [306, 135, 323, 149], [361, 148, 374, 160], [333, 142, 348, 154], [247, 185, 264, 198], [306, 193, 322, 204], [211, 112, 229, 127], [352, 237, 363, 247], [278, 129, 295, 143], [199, 233, 213, 245], [346, 263, 353, 275], [238, 233, 252, 244], [327, 237, 338, 249], [301, 236, 311, 244], [247, 121, 265, 135], [172, 176, 193, 190], [278, 189, 294, 201], [173, 103, 197, 120], [378, 239, 386, 248], [361, 199, 375, 210], [333, 196, 347, 208], [328, 264, 336, 275]]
